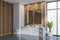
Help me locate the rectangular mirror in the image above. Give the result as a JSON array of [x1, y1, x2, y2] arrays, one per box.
[[34, 9, 41, 24], [27, 10, 33, 24]]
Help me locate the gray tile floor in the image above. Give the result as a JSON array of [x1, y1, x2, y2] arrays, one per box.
[[0, 34, 60, 40]]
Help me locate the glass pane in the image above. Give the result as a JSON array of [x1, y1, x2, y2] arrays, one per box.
[[47, 10, 57, 35], [58, 1, 60, 8], [58, 10, 60, 35], [47, 2, 57, 9]]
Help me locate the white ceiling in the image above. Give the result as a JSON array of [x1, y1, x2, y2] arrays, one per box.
[[4, 0, 19, 3], [4, 0, 59, 4], [20, 0, 58, 5], [20, 0, 45, 5]]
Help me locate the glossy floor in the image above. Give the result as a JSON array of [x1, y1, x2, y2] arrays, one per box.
[[0, 34, 60, 40]]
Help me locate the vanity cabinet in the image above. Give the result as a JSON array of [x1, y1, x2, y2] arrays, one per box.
[[24, 2, 45, 27]]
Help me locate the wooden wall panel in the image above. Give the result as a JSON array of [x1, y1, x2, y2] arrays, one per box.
[[3, 1, 13, 36], [24, 2, 45, 27], [0, 1, 13, 36], [40, 2, 45, 27]]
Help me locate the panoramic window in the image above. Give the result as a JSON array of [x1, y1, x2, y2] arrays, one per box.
[[47, 2, 57, 9], [47, 1, 60, 35]]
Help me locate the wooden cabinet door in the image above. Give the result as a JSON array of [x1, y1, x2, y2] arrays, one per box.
[[3, 2, 13, 35]]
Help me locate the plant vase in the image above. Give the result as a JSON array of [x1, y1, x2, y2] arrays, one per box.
[[48, 32, 53, 37]]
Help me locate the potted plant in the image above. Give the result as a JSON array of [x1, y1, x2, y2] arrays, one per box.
[[47, 21, 53, 37]]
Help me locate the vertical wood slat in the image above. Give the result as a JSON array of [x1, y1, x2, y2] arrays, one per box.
[[0, 0, 3, 36], [0, 0, 2, 36], [8, 3, 13, 34], [3, 1, 8, 35], [40, 2, 45, 27]]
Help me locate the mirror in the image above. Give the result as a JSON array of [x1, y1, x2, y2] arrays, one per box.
[[27, 10, 33, 24], [34, 9, 41, 24], [27, 9, 41, 25]]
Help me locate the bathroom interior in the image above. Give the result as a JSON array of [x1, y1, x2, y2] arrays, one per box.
[[0, 0, 60, 40]]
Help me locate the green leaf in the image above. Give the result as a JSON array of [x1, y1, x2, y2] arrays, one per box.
[[47, 21, 53, 32]]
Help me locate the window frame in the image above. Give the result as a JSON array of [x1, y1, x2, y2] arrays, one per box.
[[46, 1, 60, 35]]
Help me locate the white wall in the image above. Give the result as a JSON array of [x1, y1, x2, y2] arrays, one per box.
[[19, 4, 24, 34], [19, 4, 24, 27], [13, 3, 19, 34]]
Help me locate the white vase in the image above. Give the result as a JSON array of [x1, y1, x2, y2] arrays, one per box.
[[48, 32, 53, 37]]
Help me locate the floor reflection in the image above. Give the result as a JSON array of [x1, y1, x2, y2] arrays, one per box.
[[21, 34, 41, 40], [0, 34, 19, 40], [0, 34, 60, 40], [46, 36, 60, 40]]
